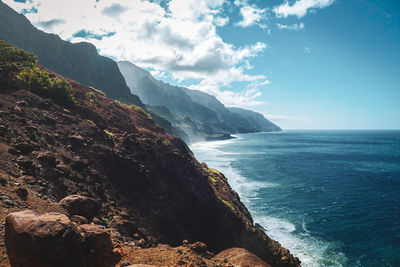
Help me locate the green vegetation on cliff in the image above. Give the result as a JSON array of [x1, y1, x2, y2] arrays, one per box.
[[0, 40, 75, 106]]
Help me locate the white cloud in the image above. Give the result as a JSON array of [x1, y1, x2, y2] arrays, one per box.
[[273, 0, 335, 18], [3, 0, 270, 109], [168, 0, 224, 21], [150, 70, 168, 79], [189, 80, 268, 108], [188, 72, 270, 108], [276, 22, 304, 30], [236, 5, 267, 28], [214, 16, 230, 26]]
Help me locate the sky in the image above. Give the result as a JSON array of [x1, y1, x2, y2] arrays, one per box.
[[4, 0, 400, 129]]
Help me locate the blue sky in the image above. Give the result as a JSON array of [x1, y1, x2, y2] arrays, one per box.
[[4, 0, 400, 129]]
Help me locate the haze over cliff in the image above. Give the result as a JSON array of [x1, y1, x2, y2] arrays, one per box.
[[118, 61, 281, 142]]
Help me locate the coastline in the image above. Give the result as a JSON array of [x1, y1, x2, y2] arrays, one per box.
[[191, 130, 400, 266], [190, 133, 338, 266], [201, 128, 284, 143]]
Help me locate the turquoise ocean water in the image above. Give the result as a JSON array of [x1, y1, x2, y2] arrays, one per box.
[[190, 130, 400, 267]]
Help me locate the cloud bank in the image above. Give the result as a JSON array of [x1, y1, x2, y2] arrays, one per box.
[[234, 1, 267, 29]]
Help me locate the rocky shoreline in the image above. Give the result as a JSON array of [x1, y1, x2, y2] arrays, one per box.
[[0, 47, 300, 266]]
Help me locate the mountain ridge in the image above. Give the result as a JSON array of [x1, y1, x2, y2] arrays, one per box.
[[117, 60, 281, 143]]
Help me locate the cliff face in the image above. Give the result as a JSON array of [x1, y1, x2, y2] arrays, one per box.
[[228, 107, 281, 133], [0, 1, 143, 107], [0, 47, 299, 266], [117, 61, 281, 142]]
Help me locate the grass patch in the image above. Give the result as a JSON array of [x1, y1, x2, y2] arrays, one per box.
[[202, 165, 228, 183], [114, 100, 152, 119], [87, 120, 96, 126], [104, 129, 115, 138], [89, 86, 106, 96], [209, 177, 217, 184], [218, 196, 235, 212], [209, 168, 220, 175]]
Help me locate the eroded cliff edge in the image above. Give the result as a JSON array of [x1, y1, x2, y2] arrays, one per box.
[[0, 47, 300, 266]]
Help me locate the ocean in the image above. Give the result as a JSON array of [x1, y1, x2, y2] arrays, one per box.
[[190, 130, 400, 267]]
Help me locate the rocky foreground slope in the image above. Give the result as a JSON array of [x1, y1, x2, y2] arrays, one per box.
[[0, 44, 300, 266]]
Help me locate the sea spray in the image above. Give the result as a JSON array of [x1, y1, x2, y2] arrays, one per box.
[[190, 133, 354, 267]]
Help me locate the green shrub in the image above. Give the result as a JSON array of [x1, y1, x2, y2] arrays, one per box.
[[0, 41, 76, 106], [17, 66, 76, 106], [17, 66, 51, 92], [48, 76, 76, 106], [86, 91, 95, 103], [0, 40, 37, 74]]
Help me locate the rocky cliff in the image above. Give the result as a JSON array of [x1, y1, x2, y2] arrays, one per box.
[[117, 61, 281, 142], [0, 43, 300, 266]]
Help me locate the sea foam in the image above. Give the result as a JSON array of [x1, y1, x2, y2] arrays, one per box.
[[190, 138, 348, 267]]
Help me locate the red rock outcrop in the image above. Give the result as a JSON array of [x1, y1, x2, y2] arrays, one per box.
[[214, 247, 271, 267], [5, 210, 121, 267], [59, 194, 101, 221]]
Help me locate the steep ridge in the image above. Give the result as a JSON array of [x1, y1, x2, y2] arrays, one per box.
[[117, 61, 281, 142], [0, 42, 300, 266], [228, 107, 281, 132], [0, 1, 143, 107]]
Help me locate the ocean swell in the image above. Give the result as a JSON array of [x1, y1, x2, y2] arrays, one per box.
[[190, 138, 348, 267]]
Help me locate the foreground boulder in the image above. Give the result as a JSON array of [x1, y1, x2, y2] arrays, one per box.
[[5, 210, 81, 267], [5, 210, 120, 267], [214, 248, 271, 267], [59, 195, 101, 221]]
